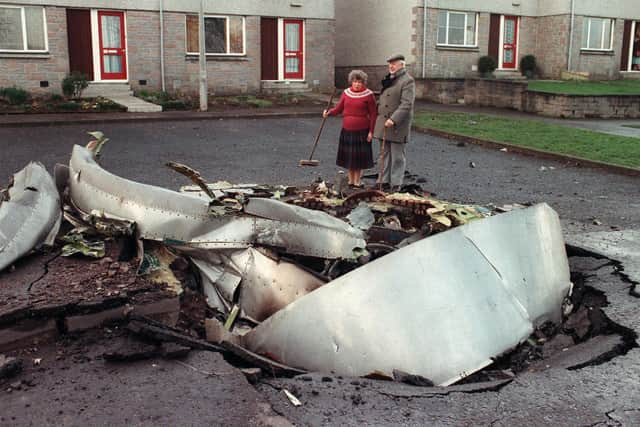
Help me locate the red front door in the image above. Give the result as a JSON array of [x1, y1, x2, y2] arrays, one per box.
[[98, 11, 127, 80], [502, 16, 518, 69], [283, 19, 303, 79]]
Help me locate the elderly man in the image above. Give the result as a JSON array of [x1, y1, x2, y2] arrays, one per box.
[[373, 54, 416, 192]]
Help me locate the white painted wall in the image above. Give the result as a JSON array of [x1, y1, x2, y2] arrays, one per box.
[[574, 0, 640, 19], [428, 0, 539, 17], [335, 0, 415, 66], [0, 0, 334, 19]]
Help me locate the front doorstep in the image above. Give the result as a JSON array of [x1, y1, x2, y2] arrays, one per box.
[[620, 71, 640, 80], [261, 80, 311, 95]]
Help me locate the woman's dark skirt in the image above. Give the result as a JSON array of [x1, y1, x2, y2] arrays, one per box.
[[336, 128, 374, 169]]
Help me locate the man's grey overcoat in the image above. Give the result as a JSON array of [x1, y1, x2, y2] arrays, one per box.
[[373, 68, 416, 143]]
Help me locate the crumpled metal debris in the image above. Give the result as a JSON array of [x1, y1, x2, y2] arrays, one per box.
[[1, 138, 573, 387], [0, 162, 61, 272], [191, 247, 325, 322], [68, 145, 365, 259], [241, 203, 571, 386], [346, 203, 375, 231]]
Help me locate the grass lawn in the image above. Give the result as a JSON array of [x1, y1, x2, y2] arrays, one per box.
[[414, 112, 640, 168], [527, 80, 640, 95]]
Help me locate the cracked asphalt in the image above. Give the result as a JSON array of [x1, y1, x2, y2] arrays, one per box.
[[1, 117, 639, 425]]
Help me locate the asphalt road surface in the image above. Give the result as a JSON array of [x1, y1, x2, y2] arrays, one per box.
[[1, 117, 638, 234], [1, 117, 639, 426]]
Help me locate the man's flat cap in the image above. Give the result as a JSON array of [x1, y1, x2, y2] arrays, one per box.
[[386, 53, 405, 62]]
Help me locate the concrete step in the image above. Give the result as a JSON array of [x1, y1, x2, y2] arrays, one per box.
[[494, 70, 526, 80], [620, 71, 640, 80], [107, 94, 163, 113], [261, 81, 312, 95], [84, 83, 133, 98]]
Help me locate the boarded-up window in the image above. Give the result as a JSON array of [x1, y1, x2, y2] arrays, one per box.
[[186, 15, 245, 55], [0, 5, 47, 51]]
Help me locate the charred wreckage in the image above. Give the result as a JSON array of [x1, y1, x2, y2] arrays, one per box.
[[0, 135, 577, 387]]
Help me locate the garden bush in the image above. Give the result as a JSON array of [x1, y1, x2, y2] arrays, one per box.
[[160, 100, 187, 110], [0, 86, 29, 105], [61, 72, 89, 98], [477, 56, 497, 77], [520, 55, 537, 78]]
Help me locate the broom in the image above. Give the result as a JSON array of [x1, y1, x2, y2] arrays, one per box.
[[299, 88, 337, 167]]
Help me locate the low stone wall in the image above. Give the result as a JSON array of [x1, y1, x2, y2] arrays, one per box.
[[417, 78, 640, 119], [524, 92, 640, 119], [415, 78, 465, 104], [463, 79, 529, 111]]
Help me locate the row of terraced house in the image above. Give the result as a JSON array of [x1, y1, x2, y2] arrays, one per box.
[[0, 0, 639, 96]]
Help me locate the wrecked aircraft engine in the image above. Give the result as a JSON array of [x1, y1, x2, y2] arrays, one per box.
[[67, 145, 365, 259], [243, 204, 571, 386], [0, 162, 61, 271], [1, 140, 573, 387]]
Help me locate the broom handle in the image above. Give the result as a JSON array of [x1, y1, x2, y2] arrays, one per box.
[[308, 88, 337, 161], [378, 127, 387, 191]]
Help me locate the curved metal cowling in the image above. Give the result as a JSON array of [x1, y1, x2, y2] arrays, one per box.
[[242, 203, 572, 386], [67, 145, 365, 259], [0, 162, 61, 272]]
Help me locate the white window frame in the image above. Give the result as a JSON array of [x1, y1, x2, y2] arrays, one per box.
[[185, 14, 246, 56], [581, 17, 614, 51], [626, 20, 638, 72], [0, 4, 48, 53], [436, 10, 478, 48]]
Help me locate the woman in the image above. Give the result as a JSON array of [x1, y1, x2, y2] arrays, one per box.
[[324, 70, 377, 188]]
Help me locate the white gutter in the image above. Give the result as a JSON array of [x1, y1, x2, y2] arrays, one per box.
[[160, 0, 166, 92], [567, 0, 575, 71], [422, 0, 428, 78]]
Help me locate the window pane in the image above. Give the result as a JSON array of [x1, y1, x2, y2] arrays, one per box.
[[437, 26, 446, 44], [186, 15, 199, 52], [286, 57, 299, 73], [103, 55, 122, 73], [229, 16, 243, 53], [0, 7, 23, 50], [581, 19, 589, 48], [285, 23, 299, 50], [466, 12, 476, 45], [448, 28, 464, 45], [205, 17, 225, 53], [101, 15, 121, 48], [437, 11, 447, 44], [25, 7, 45, 50], [504, 19, 516, 44], [588, 18, 603, 49], [448, 13, 465, 45], [602, 19, 611, 49]]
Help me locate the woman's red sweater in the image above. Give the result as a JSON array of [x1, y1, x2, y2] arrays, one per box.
[[327, 87, 377, 132]]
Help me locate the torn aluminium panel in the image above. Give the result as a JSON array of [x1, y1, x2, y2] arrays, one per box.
[[0, 162, 62, 272], [67, 145, 365, 259], [242, 203, 572, 386], [191, 247, 326, 321]]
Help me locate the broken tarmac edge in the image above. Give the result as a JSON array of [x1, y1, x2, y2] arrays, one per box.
[[414, 126, 640, 178]]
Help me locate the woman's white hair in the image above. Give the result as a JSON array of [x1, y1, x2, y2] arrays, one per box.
[[348, 69, 368, 84]]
